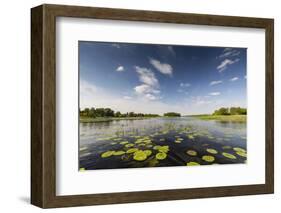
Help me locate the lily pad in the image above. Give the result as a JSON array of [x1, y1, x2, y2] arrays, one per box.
[[236, 151, 247, 157], [101, 151, 115, 158], [79, 168, 86, 171], [222, 152, 236, 159], [143, 150, 152, 157], [233, 147, 246, 153], [113, 150, 126, 156], [120, 141, 129, 145], [133, 150, 147, 161], [125, 143, 134, 148], [206, 148, 218, 154], [202, 155, 215, 162], [222, 146, 231, 149], [156, 152, 167, 160], [186, 162, 200, 166], [188, 135, 195, 140], [126, 148, 138, 154], [186, 150, 197, 156]]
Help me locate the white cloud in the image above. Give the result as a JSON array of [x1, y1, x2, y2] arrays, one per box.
[[134, 84, 160, 95], [209, 92, 221, 96], [116, 66, 124, 72], [218, 48, 240, 58], [217, 58, 240, 72], [149, 58, 173, 76], [229, 77, 239, 81], [167, 46, 176, 56], [145, 93, 157, 101], [123, 96, 132, 100], [135, 66, 159, 87], [80, 79, 97, 96], [210, 80, 223, 86], [180, 83, 191, 87], [112, 43, 121, 48]]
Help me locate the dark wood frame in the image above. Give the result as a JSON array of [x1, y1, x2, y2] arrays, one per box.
[[31, 4, 274, 208]]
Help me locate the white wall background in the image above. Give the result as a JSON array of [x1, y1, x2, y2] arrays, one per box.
[[0, 0, 279, 212]]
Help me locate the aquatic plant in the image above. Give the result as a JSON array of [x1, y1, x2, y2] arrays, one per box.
[[186, 162, 200, 166], [79, 168, 86, 171], [113, 150, 126, 156], [101, 151, 115, 158], [120, 141, 129, 145], [206, 148, 218, 154], [126, 148, 138, 154], [143, 150, 152, 157], [236, 151, 247, 157], [186, 150, 197, 156], [156, 152, 167, 160], [133, 150, 148, 161], [125, 143, 134, 148], [202, 155, 215, 162], [233, 147, 246, 153], [222, 152, 236, 159]]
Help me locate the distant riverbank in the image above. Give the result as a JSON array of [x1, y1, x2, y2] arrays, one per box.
[[80, 116, 156, 123], [189, 114, 246, 122]]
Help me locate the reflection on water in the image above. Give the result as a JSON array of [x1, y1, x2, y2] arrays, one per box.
[[79, 117, 247, 170]]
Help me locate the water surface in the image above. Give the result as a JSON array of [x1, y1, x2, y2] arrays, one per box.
[[79, 117, 247, 170]]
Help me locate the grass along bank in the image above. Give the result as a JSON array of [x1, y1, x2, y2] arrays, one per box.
[[80, 116, 155, 123], [190, 114, 246, 122]]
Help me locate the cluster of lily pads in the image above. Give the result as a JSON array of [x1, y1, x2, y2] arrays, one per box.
[[79, 121, 247, 170], [185, 146, 247, 166], [100, 136, 170, 163]]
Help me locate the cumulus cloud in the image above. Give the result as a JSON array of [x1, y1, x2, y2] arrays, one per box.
[[209, 92, 221, 96], [112, 43, 121, 48], [116, 65, 124, 72], [135, 66, 159, 87], [210, 80, 223, 86], [229, 77, 239, 82], [217, 58, 240, 72], [149, 58, 173, 76], [180, 83, 191, 87], [218, 48, 240, 58], [134, 84, 160, 95]]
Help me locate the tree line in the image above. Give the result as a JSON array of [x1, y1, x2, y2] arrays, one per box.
[[80, 107, 160, 118], [213, 107, 247, 116], [163, 112, 181, 117]]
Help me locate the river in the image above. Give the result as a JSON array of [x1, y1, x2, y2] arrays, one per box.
[[79, 117, 247, 170]]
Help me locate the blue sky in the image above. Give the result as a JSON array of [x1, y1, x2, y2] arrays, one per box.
[[79, 41, 246, 115]]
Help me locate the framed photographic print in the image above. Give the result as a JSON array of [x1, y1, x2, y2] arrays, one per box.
[[31, 4, 274, 208]]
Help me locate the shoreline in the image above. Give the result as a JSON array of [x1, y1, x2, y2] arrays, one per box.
[[80, 116, 158, 123], [189, 114, 246, 122]]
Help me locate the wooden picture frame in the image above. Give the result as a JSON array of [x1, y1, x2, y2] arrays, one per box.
[[31, 4, 274, 208]]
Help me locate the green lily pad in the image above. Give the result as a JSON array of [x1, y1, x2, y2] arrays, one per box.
[[143, 150, 152, 157], [174, 140, 182, 144], [126, 148, 138, 154], [156, 152, 167, 160], [186, 162, 200, 166], [188, 135, 195, 140], [236, 151, 247, 157], [202, 155, 215, 162], [186, 150, 197, 156], [125, 143, 134, 148], [101, 151, 115, 158], [79, 168, 86, 171], [222, 152, 236, 159], [113, 150, 126, 156], [222, 146, 231, 149], [133, 150, 147, 161], [206, 148, 218, 154], [120, 141, 129, 145], [159, 138, 165, 142], [233, 147, 246, 153]]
